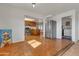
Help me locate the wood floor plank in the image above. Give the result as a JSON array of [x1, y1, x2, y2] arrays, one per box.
[[0, 35, 73, 56]]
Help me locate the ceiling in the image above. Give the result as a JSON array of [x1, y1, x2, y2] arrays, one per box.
[[1, 3, 79, 16]]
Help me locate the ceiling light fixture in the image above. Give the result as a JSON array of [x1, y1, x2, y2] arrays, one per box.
[[24, 18, 35, 21], [32, 3, 36, 8]]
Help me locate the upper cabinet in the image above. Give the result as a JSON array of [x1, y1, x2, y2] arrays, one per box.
[[25, 21, 36, 27]]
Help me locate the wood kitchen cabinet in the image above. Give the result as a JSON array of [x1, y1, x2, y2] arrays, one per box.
[[31, 29, 40, 35], [25, 21, 36, 26], [25, 20, 40, 36]]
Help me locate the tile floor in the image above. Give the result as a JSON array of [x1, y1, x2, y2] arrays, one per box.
[[63, 41, 79, 56]]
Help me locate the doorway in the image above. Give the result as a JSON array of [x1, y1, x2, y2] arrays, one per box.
[[62, 16, 72, 40], [51, 20, 56, 39], [45, 20, 56, 39], [24, 17, 43, 40]]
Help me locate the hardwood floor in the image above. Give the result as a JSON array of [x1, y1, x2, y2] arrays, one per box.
[[0, 35, 73, 56]]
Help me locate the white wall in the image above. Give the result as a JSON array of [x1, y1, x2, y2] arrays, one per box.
[[0, 5, 43, 43], [53, 10, 78, 42], [0, 5, 78, 42], [77, 14, 79, 41]]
